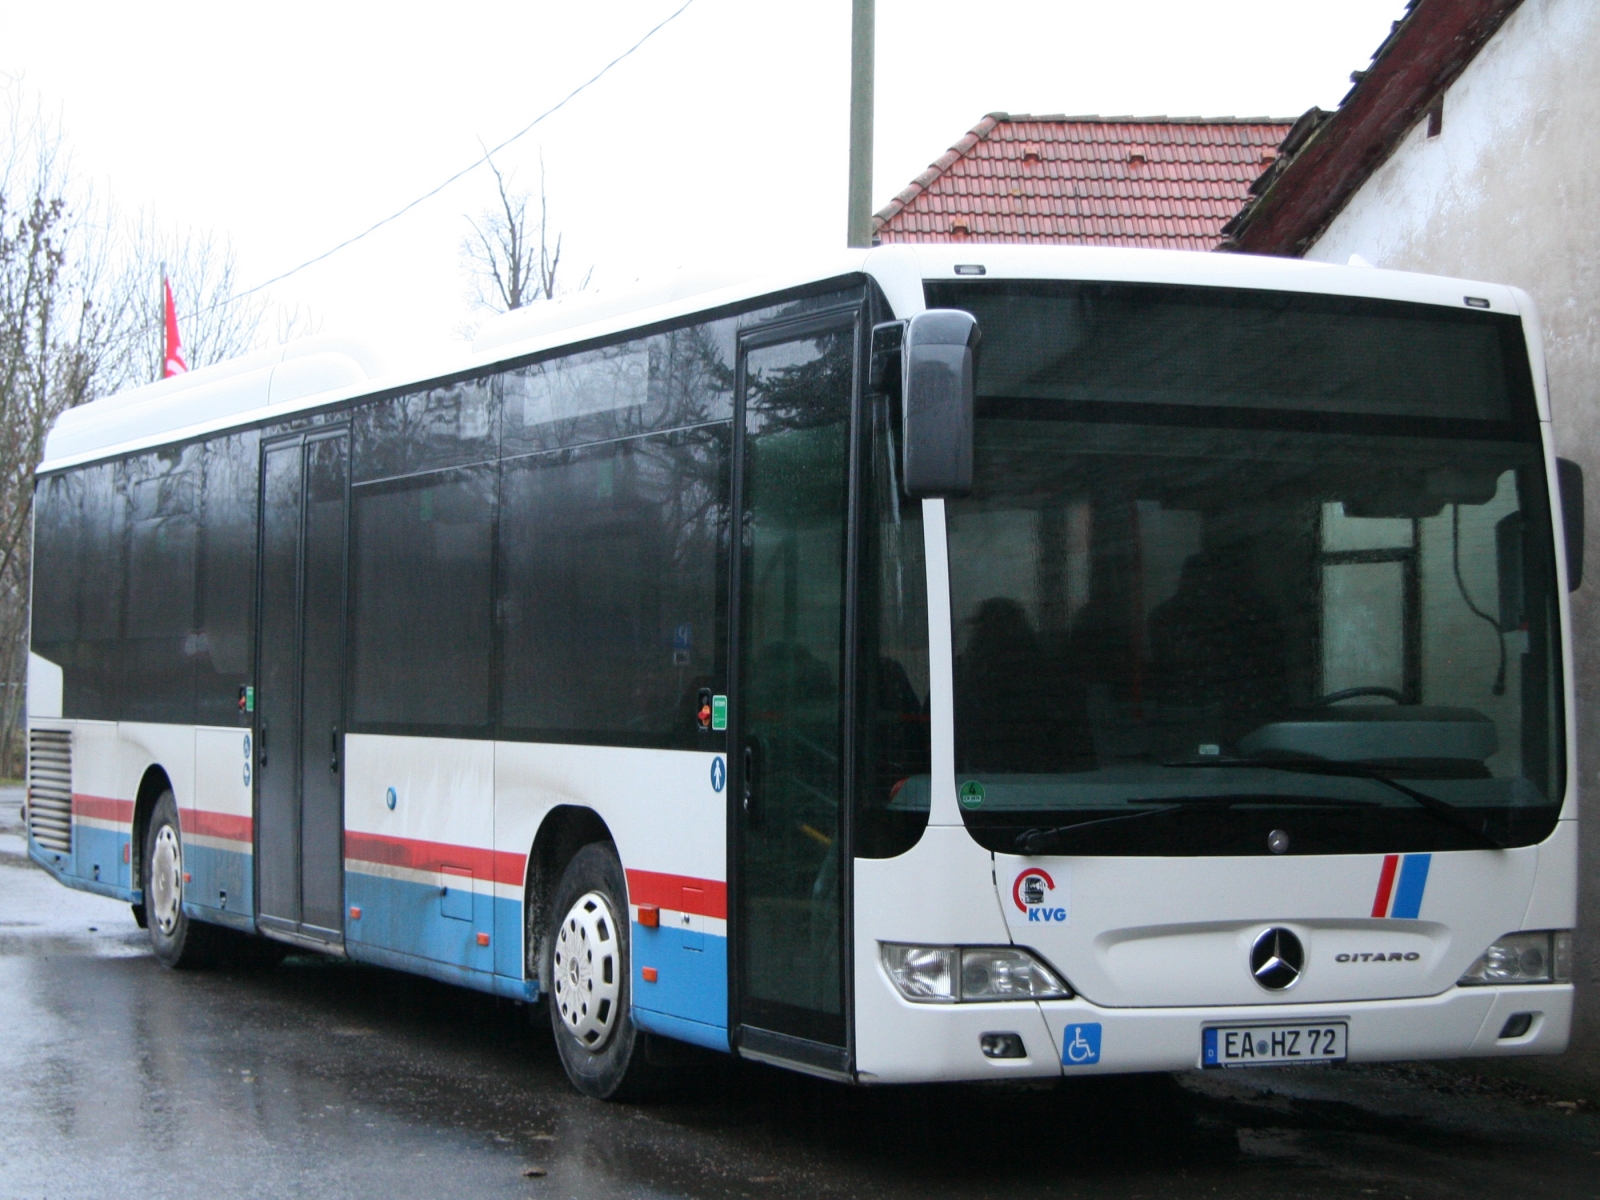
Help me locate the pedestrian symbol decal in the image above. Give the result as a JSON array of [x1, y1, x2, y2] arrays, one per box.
[[710, 756, 726, 793]]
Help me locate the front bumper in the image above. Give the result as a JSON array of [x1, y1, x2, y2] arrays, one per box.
[[855, 982, 1572, 1083], [1039, 983, 1571, 1075]]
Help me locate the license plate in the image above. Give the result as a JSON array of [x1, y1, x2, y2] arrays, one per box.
[[1202, 1022, 1347, 1068]]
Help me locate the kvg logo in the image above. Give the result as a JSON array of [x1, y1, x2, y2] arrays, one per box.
[[1011, 868, 1068, 924]]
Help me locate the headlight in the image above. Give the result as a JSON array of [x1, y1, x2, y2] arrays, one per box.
[[881, 943, 1073, 1003], [1458, 931, 1572, 986]]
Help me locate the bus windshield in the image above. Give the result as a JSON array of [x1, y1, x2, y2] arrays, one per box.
[[924, 279, 1564, 857]]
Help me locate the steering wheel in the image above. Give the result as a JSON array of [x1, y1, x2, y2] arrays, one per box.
[[1314, 687, 1406, 706]]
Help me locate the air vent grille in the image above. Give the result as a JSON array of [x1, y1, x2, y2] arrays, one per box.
[[27, 727, 72, 854]]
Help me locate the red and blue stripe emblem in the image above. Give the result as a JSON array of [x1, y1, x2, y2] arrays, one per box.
[[1371, 853, 1431, 919]]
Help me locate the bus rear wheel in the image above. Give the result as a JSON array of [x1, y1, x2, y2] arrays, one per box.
[[143, 791, 220, 969], [546, 842, 656, 1100]]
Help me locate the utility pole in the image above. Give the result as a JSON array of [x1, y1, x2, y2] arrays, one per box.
[[847, 0, 874, 248]]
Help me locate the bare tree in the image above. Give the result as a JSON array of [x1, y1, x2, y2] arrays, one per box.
[[274, 300, 324, 345], [0, 82, 266, 773], [98, 213, 265, 393], [461, 152, 587, 317], [0, 91, 100, 772]]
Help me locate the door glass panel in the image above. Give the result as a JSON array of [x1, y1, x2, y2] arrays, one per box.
[[299, 436, 347, 933], [257, 444, 303, 923], [737, 325, 853, 1045]]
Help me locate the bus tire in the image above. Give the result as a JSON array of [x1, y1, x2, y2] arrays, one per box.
[[546, 842, 656, 1100], [143, 790, 219, 970]]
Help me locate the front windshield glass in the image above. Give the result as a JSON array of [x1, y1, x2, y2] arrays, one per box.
[[924, 279, 1563, 856]]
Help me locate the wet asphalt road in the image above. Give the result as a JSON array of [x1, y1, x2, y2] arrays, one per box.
[[2, 791, 1598, 1200]]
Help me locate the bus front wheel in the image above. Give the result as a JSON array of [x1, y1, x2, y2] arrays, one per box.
[[546, 842, 656, 1100], [143, 791, 220, 969]]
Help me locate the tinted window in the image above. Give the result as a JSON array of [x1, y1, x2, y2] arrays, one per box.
[[31, 470, 110, 715], [502, 323, 735, 457], [938, 284, 1560, 856], [62, 463, 124, 718], [498, 427, 729, 745], [855, 393, 930, 858], [350, 465, 495, 730], [352, 379, 499, 483], [926, 280, 1532, 425], [120, 447, 201, 723], [30, 473, 80, 649], [196, 432, 257, 724]]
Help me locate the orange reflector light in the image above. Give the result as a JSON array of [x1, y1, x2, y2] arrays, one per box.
[[349, 906, 361, 920], [182, 872, 192, 883], [642, 967, 658, 982], [638, 904, 660, 928], [123, 845, 130, 863], [476, 932, 490, 946]]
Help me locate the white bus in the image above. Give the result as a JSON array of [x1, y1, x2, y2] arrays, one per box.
[[24, 245, 1578, 1097]]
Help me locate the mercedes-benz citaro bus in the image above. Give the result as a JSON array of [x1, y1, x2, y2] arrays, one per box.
[[23, 245, 1580, 1098]]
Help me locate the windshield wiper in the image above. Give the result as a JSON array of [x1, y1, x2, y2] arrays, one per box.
[[1014, 794, 1376, 856], [1161, 759, 1506, 850]]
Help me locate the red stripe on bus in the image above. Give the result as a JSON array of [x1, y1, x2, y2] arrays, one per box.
[[179, 808, 253, 843], [72, 794, 134, 823], [344, 830, 526, 884], [626, 869, 727, 919], [1371, 853, 1400, 918]]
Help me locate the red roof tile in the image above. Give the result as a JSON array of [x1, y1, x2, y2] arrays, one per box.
[[873, 113, 1296, 252]]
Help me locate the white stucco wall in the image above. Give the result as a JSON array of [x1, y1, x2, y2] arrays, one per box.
[[1305, 0, 1600, 1079]]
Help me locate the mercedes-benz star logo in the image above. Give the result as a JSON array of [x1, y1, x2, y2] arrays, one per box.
[[1250, 927, 1304, 991]]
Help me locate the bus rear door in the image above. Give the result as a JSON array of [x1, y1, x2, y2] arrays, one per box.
[[255, 430, 349, 947]]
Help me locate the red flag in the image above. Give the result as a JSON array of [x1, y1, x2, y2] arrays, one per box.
[[162, 278, 188, 378]]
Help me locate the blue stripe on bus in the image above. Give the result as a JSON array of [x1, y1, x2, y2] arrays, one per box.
[[343, 874, 730, 1044], [632, 1008, 732, 1053], [1391, 853, 1432, 920], [347, 939, 539, 1002], [343, 870, 498, 973], [632, 920, 729, 1031], [69, 822, 133, 891], [29, 837, 137, 904], [179, 842, 254, 917]]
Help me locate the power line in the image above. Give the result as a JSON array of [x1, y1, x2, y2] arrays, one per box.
[[161, 0, 697, 336]]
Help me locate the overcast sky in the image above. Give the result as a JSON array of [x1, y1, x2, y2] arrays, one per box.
[[5, 0, 1409, 378]]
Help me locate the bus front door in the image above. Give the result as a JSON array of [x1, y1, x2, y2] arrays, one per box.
[[731, 311, 859, 1077], [255, 431, 349, 947]]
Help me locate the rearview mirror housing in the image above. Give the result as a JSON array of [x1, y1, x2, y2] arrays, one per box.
[[900, 310, 979, 499]]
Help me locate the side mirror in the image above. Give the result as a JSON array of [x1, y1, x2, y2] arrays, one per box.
[[1558, 457, 1584, 591], [900, 310, 979, 499]]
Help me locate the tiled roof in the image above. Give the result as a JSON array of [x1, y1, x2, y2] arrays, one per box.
[[874, 113, 1297, 252]]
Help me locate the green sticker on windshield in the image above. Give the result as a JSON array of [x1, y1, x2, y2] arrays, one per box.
[[959, 780, 986, 809], [711, 695, 728, 731]]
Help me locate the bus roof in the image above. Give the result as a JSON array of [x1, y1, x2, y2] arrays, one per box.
[[38, 244, 1532, 474]]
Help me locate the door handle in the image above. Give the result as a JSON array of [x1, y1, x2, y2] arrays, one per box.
[[742, 743, 758, 825], [330, 723, 339, 773], [259, 721, 268, 768]]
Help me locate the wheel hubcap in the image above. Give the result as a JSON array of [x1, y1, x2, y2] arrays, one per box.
[[150, 824, 182, 936], [552, 890, 621, 1051]]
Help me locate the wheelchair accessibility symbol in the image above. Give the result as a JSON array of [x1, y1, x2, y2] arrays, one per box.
[[1062, 1022, 1102, 1066]]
